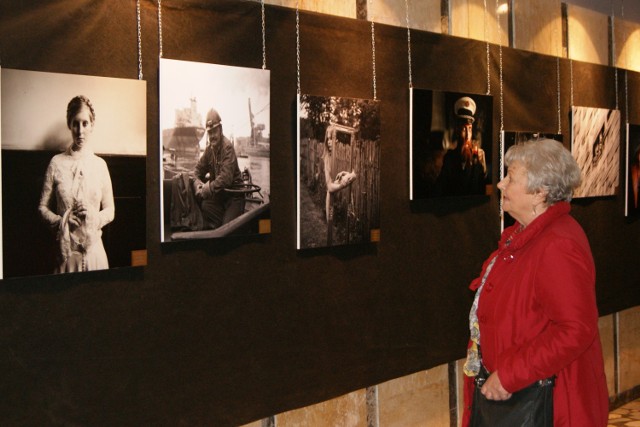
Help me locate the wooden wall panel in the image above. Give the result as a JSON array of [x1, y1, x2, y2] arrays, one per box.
[[614, 19, 640, 72], [567, 4, 609, 65], [450, 0, 508, 45], [369, 0, 441, 32], [264, 0, 357, 19], [513, 0, 563, 57]]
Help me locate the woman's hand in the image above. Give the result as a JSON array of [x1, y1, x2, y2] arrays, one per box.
[[68, 212, 82, 230], [72, 200, 100, 229], [480, 371, 512, 401], [334, 171, 356, 187], [73, 200, 88, 219]]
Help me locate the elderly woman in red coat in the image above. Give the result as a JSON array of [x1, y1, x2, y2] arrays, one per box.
[[462, 138, 609, 426]]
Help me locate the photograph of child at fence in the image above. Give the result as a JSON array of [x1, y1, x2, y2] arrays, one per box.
[[297, 94, 381, 249]]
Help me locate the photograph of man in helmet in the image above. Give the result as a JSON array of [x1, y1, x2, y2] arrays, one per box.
[[159, 58, 271, 242], [193, 107, 245, 229]]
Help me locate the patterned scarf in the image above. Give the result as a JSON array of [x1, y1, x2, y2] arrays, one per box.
[[463, 223, 524, 376], [463, 255, 497, 377]]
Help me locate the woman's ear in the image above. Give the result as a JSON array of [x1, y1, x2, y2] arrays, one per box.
[[533, 188, 548, 206]]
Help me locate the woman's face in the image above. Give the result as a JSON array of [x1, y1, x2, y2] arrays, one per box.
[[497, 160, 538, 226], [69, 105, 94, 151]]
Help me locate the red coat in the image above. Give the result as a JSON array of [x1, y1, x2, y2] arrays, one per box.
[[462, 202, 609, 427]]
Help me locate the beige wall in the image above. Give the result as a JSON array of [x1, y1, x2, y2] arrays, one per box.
[[261, 0, 632, 64], [512, 0, 563, 57], [450, 0, 508, 45], [567, 4, 609, 65], [369, 0, 441, 33], [263, 0, 356, 19], [614, 19, 640, 72], [619, 306, 640, 392], [275, 389, 367, 426], [377, 365, 449, 427]]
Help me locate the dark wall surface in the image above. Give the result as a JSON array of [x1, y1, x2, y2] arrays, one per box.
[[0, 1, 638, 425]]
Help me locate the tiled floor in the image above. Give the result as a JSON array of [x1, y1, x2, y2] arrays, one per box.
[[609, 398, 640, 426]]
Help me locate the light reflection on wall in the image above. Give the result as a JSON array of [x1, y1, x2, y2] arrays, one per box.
[[450, 0, 508, 45], [261, 0, 637, 70], [567, 4, 609, 65], [615, 21, 640, 72], [369, 0, 440, 32]]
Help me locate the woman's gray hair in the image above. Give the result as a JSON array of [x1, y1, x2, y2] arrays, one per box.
[[505, 138, 581, 203]]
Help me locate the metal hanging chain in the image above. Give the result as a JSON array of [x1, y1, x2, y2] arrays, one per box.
[[556, 60, 561, 134], [405, 0, 413, 88], [296, 0, 301, 95], [371, 20, 377, 100], [554, 14, 562, 134], [158, 0, 163, 58], [495, 0, 504, 223], [499, 131, 504, 221], [611, 1, 619, 111], [137, 0, 143, 80], [497, 0, 505, 229], [567, 10, 574, 107], [261, 0, 267, 69], [496, 0, 504, 131], [569, 58, 574, 107], [369, 0, 377, 100], [484, 0, 491, 95], [622, 0, 629, 124], [624, 67, 629, 124]]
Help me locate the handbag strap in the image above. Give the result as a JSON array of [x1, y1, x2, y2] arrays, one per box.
[[476, 345, 555, 389], [474, 345, 489, 386]]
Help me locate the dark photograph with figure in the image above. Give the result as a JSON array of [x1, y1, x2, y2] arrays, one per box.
[[500, 131, 563, 231], [410, 89, 493, 200], [627, 124, 640, 217], [571, 106, 621, 198], [0, 68, 146, 279], [297, 94, 380, 250], [159, 59, 271, 242]]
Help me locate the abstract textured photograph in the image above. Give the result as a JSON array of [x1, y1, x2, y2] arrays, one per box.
[[571, 106, 621, 198]]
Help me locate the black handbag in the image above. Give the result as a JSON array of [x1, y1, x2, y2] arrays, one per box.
[[470, 361, 555, 427]]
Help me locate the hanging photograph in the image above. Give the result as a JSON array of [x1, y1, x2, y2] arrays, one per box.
[[297, 94, 380, 250], [410, 89, 493, 200], [159, 58, 270, 242], [500, 131, 563, 231], [571, 106, 621, 198], [0, 68, 146, 279], [627, 124, 640, 217]]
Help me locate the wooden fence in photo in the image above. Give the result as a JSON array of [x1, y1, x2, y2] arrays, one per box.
[[300, 136, 380, 244]]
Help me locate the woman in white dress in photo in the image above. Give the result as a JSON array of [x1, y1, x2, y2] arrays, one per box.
[[38, 95, 115, 273]]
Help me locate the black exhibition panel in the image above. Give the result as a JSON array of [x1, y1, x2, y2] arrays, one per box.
[[0, 1, 638, 425]]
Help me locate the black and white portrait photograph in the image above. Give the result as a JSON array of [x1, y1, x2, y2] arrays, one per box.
[[410, 89, 493, 200], [0, 68, 146, 279], [159, 58, 270, 242], [627, 124, 640, 217], [297, 93, 380, 250], [571, 106, 621, 198], [500, 131, 563, 231]]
